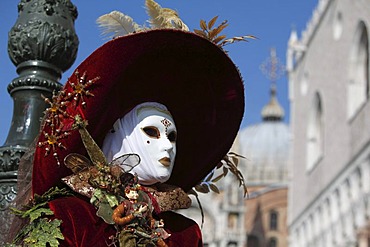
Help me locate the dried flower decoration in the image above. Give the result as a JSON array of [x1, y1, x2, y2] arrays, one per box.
[[42, 91, 69, 126], [38, 124, 70, 166], [65, 71, 99, 107], [38, 91, 71, 165], [194, 16, 256, 48], [38, 70, 98, 166], [193, 152, 248, 197], [190, 152, 247, 228]]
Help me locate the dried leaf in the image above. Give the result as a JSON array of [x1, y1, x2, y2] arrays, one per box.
[[194, 29, 207, 38], [220, 35, 256, 47], [201, 183, 210, 193], [213, 35, 227, 45], [208, 16, 219, 29], [211, 173, 225, 183], [209, 184, 220, 194], [228, 165, 239, 176], [209, 23, 228, 39], [195, 184, 209, 193], [193, 152, 249, 197], [228, 152, 246, 158], [243, 34, 258, 40], [187, 188, 198, 197], [200, 19, 207, 30], [223, 166, 228, 176], [216, 161, 224, 169], [205, 171, 214, 182], [231, 155, 239, 166], [208, 29, 218, 40]]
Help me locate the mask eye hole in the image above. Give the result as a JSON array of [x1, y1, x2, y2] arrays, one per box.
[[142, 126, 160, 139], [167, 131, 177, 143]]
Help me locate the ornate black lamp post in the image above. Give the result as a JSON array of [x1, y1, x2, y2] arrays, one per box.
[[0, 0, 79, 243]]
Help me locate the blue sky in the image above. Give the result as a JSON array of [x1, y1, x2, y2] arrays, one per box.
[[0, 0, 318, 144]]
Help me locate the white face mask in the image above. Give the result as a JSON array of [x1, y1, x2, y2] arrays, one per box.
[[136, 107, 177, 182], [102, 102, 177, 185]]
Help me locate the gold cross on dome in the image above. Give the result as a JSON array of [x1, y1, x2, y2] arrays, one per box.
[[259, 47, 285, 84]]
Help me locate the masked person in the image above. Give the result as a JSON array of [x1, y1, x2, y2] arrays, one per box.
[[7, 14, 245, 247]]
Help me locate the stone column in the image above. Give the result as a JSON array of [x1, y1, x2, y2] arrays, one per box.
[[0, 0, 79, 243]]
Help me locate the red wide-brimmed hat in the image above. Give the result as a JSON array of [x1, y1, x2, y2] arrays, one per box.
[[32, 29, 244, 195]]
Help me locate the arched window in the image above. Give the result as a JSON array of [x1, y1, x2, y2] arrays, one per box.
[[306, 92, 324, 170], [268, 237, 278, 247], [228, 213, 239, 230], [324, 198, 331, 228], [356, 167, 362, 189], [270, 210, 278, 230], [333, 189, 340, 220], [229, 183, 239, 205], [247, 235, 259, 247], [333, 11, 343, 40], [348, 21, 369, 118]]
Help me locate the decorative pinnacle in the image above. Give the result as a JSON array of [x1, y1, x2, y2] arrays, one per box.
[[259, 47, 285, 84], [259, 48, 285, 121]]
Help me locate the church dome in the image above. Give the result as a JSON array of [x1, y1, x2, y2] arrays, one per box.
[[238, 87, 290, 184]]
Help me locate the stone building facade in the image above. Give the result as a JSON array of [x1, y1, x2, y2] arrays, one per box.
[[178, 139, 247, 247], [238, 83, 290, 247], [287, 0, 370, 246], [245, 186, 288, 247], [180, 82, 290, 247]]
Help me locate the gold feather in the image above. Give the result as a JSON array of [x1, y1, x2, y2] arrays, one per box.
[[96, 10, 141, 38], [162, 10, 189, 31], [145, 0, 189, 31], [145, 0, 163, 28]]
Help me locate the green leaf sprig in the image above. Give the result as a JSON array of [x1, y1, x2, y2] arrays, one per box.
[[8, 187, 72, 247]]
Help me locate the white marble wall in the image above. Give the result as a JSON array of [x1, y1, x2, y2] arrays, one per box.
[[287, 0, 370, 245], [289, 154, 370, 246]]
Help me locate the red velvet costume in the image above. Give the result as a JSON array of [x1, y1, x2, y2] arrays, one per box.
[[49, 197, 202, 246], [9, 29, 244, 246]]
